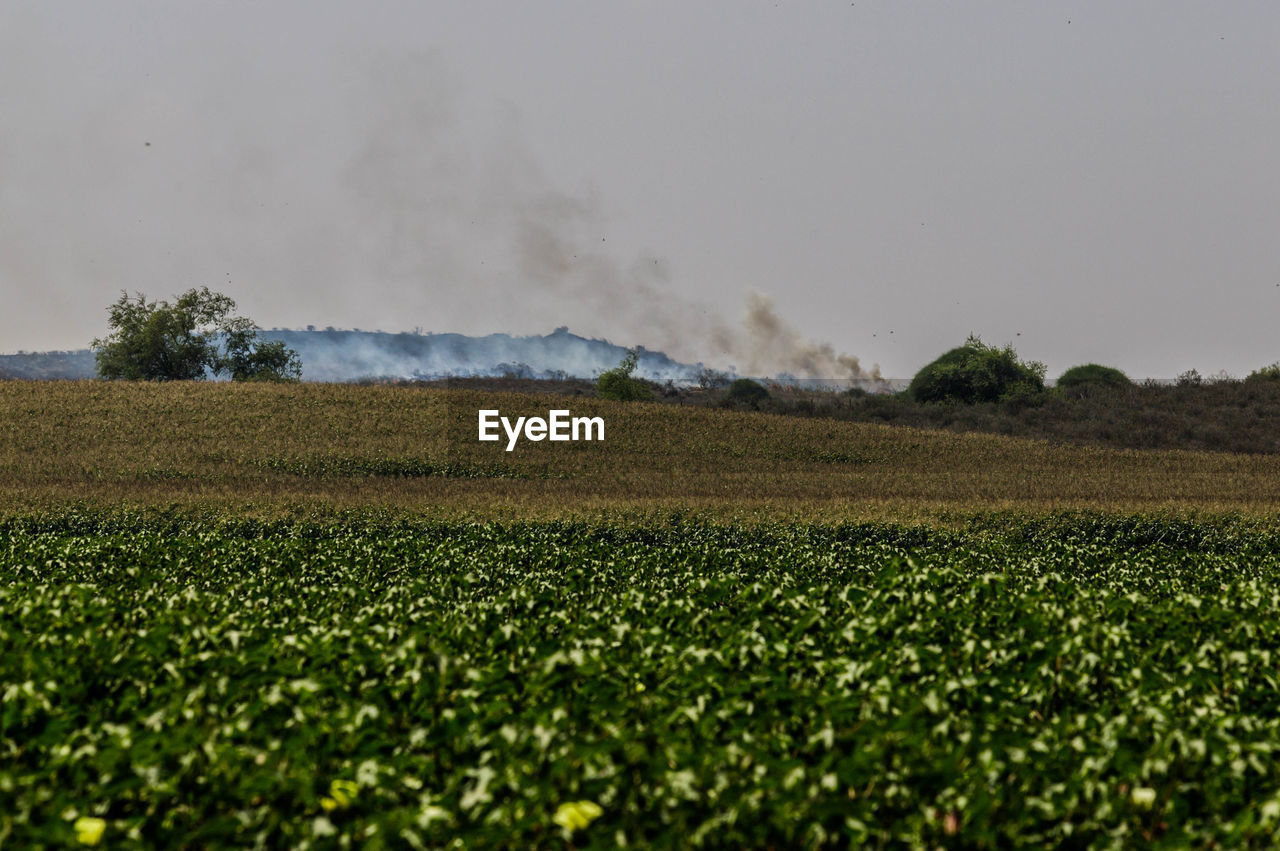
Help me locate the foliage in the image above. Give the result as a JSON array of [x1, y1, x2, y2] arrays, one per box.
[[725, 378, 769, 407], [908, 335, 1046, 404], [595, 349, 652, 401], [92, 288, 300, 382], [1057, 363, 1131, 393], [218, 317, 302, 382], [1247, 363, 1280, 383], [92, 288, 229, 381], [254, 454, 532, 479], [677, 375, 1280, 457], [997, 381, 1047, 413], [4, 514, 1280, 846], [1177, 369, 1204, 387]]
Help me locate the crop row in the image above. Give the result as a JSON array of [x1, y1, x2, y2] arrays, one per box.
[[3, 518, 1280, 847]]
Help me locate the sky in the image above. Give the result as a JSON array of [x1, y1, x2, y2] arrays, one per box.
[[2, 1, 1278, 379]]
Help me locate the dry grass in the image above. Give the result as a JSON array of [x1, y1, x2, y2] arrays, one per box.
[[3, 380, 1280, 520]]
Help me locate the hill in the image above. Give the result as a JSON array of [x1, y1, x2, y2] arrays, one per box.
[[0, 327, 699, 382], [261, 326, 697, 381], [2, 380, 1278, 519], [0, 349, 96, 380]]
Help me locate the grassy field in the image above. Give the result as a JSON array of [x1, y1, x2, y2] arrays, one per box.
[[6, 380, 1280, 847], [3, 380, 1280, 520]]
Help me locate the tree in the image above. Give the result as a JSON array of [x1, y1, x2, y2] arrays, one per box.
[[218, 316, 303, 382], [92, 288, 301, 382], [596, 349, 652, 401], [726, 378, 769, 407], [908, 335, 1045, 404], [1057, 364, 1130, 394]]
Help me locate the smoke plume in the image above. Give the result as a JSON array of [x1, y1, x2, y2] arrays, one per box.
[[730, 292, 880, 380], [503, 174, 877, 381], [0, 11, 877, 381]]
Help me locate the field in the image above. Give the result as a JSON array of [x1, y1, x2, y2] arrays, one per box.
[[4, 381, 1280, 847], [4, 381, 1280, 519]]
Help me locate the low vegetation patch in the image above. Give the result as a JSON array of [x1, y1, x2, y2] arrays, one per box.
[[4, 514, 1280, 846], [664, 375, 1280, 457], [253, 455, 528, 479]]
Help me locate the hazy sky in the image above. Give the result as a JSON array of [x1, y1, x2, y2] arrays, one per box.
[[2, 2, 1277, 378]]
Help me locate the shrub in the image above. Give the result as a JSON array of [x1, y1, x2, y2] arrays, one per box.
[[908, 335, 1045, 404], [1057, 364, 1130, 393], [1000, 382, 1048, 412], [220, 322, 302, 382], [1246, 363, 1280, 382], [596, 350, 653, 401], [726, 378, 770, 407], [1177, 369, 1203, 387]]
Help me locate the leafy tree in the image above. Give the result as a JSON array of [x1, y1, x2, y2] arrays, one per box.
[[908, 335, 1045, 404], [214, 316, 302, 382], [1057, 364, 1130, 393], [596, 349, 652, 401], [92, 288, 301, 382], [726, 378, 769, 407]]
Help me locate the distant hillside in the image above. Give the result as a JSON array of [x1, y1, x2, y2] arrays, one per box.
[[259, 327, 698, 382], [0, 328, 699, 382], [0, 350, 96, 380]]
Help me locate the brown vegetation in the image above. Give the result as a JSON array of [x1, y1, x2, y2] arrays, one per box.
[[404, 374, 1280, 456], [670, 378, 1280, 456], [2, 380, 1280, 520]]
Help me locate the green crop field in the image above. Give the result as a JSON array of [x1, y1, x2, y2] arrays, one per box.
[[4, 382, 1280, 847], [6, 514, 1280, 848]]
